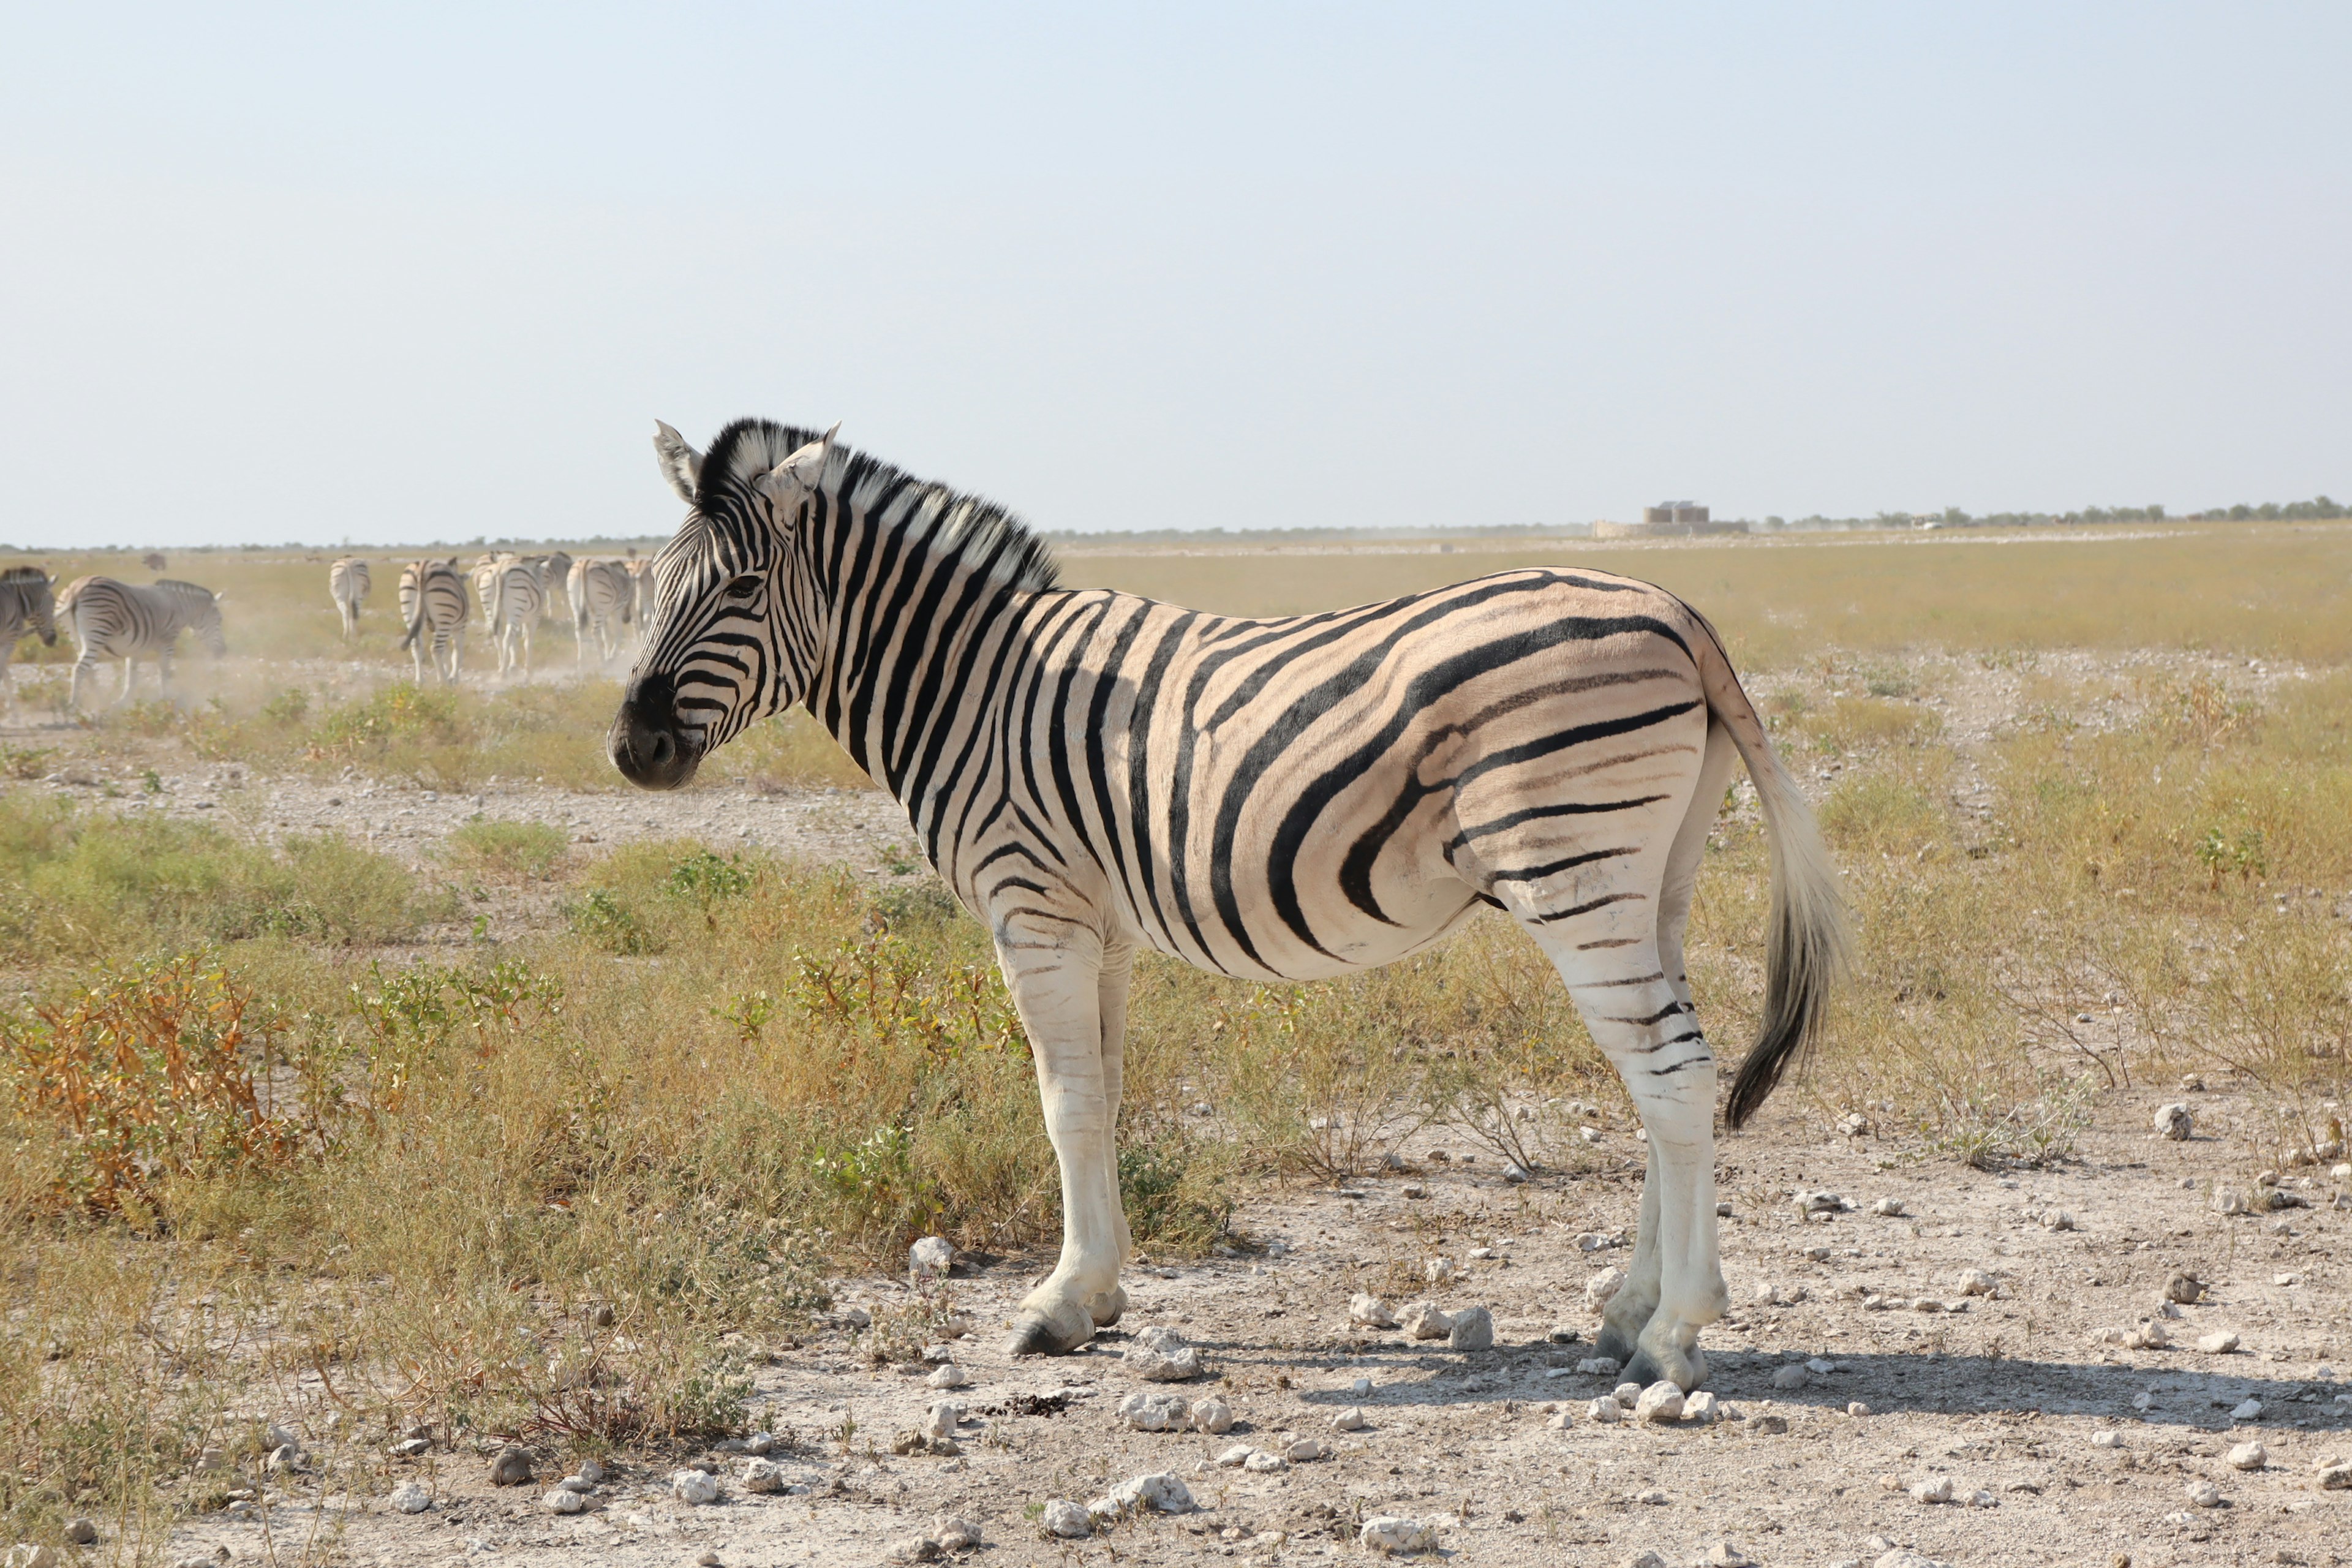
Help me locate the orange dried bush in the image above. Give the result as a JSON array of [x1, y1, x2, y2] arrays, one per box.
[[2, 955, 313, 1216]]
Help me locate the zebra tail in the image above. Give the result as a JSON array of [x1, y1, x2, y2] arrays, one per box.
[[399, 603, 426, 652], [1690, 619, 1851, 1130]]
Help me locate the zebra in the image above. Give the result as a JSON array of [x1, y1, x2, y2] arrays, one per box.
[[567, 558, 634, 667], [0, 567, 58, 709], [622, 556, 655, 631], [58, 576, 226, 709], [528, 551, 575, 624], [329, 557, 372, 638], [475, 554, 544, 679], [609, 420, 1845, 1390], [396, 559, 470, 684]]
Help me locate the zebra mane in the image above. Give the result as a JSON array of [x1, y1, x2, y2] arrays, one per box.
[[0, 567, 47, 586], [696, 418, 1059, 594], [153, 579, 219, 605]]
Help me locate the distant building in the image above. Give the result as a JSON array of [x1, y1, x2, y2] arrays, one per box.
[[1592, 501, 1747, 540]]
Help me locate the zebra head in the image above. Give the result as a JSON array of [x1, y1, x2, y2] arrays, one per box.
[[609, 419, 838, 790], [0, 568, 58, 646]]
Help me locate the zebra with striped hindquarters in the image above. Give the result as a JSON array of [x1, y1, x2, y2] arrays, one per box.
[[59, 576, 227, 709], [568, 558, 634, 667], [529, 552, 575, 624], [475, 554, 544, 679], [0, 567, 58, 709], [329, 557, 372, 638], [609, 421, 1846, 1390], [623, 556, 654, 631], [397, 559, 470, 684]]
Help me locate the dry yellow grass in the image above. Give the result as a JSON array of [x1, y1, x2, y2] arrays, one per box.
[[3, 525, 2350, 1550]]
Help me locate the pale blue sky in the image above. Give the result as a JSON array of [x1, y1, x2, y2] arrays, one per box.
[[2, 4, 2345, 546]]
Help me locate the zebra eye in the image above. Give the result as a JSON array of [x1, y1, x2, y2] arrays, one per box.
[[722, 573, 762, 601]]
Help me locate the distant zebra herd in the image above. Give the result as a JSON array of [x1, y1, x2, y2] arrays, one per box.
[[360, 549, 649, 685]]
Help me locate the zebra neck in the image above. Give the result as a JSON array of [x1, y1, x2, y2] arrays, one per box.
[[802, 507, 1042, 830]]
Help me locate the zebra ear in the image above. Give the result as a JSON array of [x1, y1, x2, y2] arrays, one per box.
[[753, 423, 840, 514], [653, 420, 704, 504]]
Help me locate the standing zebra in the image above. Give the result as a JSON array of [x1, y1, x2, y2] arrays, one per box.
[[59, 576, 227, 709], [329, 557, 372, 638], [475, 554, 544, 679], [0, 567, 58, 709], [396, 559, 470, 684], [622, 556, 654, 633], [567, 558, 633, 667], [609, 421, 1845, 1390], [528, 551, 574, 624]]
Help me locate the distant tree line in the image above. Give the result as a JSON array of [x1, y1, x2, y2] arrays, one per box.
[[1752, 496, 2345, 532]]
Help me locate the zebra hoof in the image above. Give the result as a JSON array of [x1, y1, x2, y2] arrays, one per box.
[[1085, 1285, 1129, 1327], [1594, 1324, 1641, 1364], [1623, 1344, 1708, 1392], [1003, 1303, 1095, 1357]]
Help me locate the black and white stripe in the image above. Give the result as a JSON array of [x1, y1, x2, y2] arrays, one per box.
[[472, 554, 545, 678], [59, 576, 225, 709], [397, 559, 470, 684], [0, 567, 58, 709], [567, 558, 634, 667], [611, 420, 1846, 1387], [329, 557, 371, 639]]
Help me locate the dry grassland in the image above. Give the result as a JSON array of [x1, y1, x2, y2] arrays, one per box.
[[0, 526, 2347, 1562]]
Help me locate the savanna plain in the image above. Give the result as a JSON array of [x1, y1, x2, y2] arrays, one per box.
[[2, 526, 2349, 1568]]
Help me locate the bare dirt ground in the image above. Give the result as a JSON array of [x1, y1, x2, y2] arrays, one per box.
[[155, 1102, 2351, 1568], [21, 650, 2350, 1567]]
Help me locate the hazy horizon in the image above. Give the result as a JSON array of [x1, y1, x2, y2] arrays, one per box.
[[5, 4, 2346, 548]]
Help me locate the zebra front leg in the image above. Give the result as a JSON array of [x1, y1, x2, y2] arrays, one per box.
[[1089, 935, 1138, 1327], [995, 917, 1123, 1355]]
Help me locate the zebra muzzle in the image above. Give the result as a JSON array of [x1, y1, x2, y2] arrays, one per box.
[[608, 676, 701, 790]]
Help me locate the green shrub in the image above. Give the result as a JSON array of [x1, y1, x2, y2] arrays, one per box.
[[448, 816, 570, 880]]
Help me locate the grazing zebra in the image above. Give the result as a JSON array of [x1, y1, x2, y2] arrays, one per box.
[[396, 559, 470, 684], [567, 558, 634, 667], [609, 421, 1845, 1390], [0, 567, 58, 708], [329, 557, 372, 638], [475, 554, 544, 678], [58, 576, 226, 709]]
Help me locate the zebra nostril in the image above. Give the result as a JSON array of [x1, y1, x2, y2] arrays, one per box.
[[647, 731, 674, 767]]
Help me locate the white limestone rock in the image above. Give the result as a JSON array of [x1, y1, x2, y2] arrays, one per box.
[[1117, 1390, 1189, 1432], [1087, 1471, 1195, 1516], [909, 1235, 955, 1276], [2185, 1478, 2223, 1507], [1042, 1499, 1091, 1537], [387, 1481, 432, 1514], [671, 1468, 720, 1504], [1634, 1382, 1686, 1423], [2226, 1441, 2267, 1470], [541, 1488, 584, 1515], [1586, 1268, 1626, 1305], [1359, 1515, 1439, 1556], [1575, 1356, 1622, 1376], [1401, 1302, 1453, 1340], [742, 1458, 785, 1493], [2198, 1331, 2240, 1354], [927, 1362, 970, 1389], [1125, 1326, 1205, 1382], [1447, 1306, 1495, 1351], [2154, 1102, 2193, 1140], [1189, 1395, 1234, 1434], [1349, 1293, 1398, 1329], [1907, 1476, 1953, 1503]]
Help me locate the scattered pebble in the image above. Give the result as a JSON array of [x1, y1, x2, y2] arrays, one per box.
[[909, 1235, 954, 1276], [1871, 1197, 1905, 1216], [671, 1469, 720, 1504], [387, 1481, 432, 1513], [1908, 1476, 1953, 1504], [1359, 1515, 1438, 1556], [1125, 1325, 1205, 1381], [2198, 1331, 2241, 1354], [2185, 1478, 2223, 1507], [1447, 1305, 1495, 1351], [1117, 1390, 1190, 1431], [927, 1362, 969, 1389], [1425, 1257, 1456, 1284], [486, 1446, 534, 1487], [1190, 1395, 1234, 1434], [1634, 1382, 1685, 1423], [2092, 1430, 2123, 1449], [1401, 1302, 1453, 1340], [923, 1400, 962, 1441], [2231, 1398, 2263, 1422], [61, 1522, 96, 1548], [2226, 1441, 2267, 1471], [1847, 1401, 1871, 1417], [1087, 1471, 1194, 1515], [1285, 1438, 1332, 1461], [1586, 1397, 1621, 1423], [1771, 1364, 1811, 1391], [1332, 1406, 1368, 1431], [1577, 1356, 1622, 1376], [1685, 1390, 1721, 1422], [1955, 1268, 1996, 1296], [742, 1458, 785, 1493], [541, 1488, 584, 1515], [2153, 1102, 2193, 1140], [1349, 1293, 1398, 1329], [2163, 1272, 2205, 1304], [1586, 1268, 1626, 1305], [1615, 1381, 1644, 1405], [1243, 1450, 1287, 1473], [1042, 1499, 1091, 1537]]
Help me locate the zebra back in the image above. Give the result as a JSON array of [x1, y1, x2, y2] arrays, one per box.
[[398, 559, 469, 649], [61, 576, 224, 658], [330, 557, 371, 601]]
